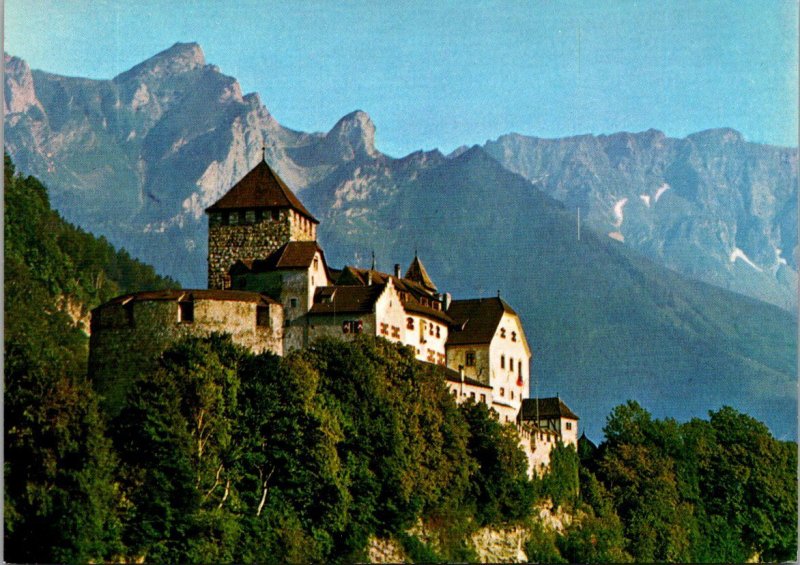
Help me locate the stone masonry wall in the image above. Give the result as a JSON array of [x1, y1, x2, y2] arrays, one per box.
[[208, 214, 291, 289], [89, 299, 283, 415]]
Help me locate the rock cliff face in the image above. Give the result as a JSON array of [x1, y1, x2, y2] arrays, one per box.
[[5, 43, 796, 310], [483, 129, 798, 310]]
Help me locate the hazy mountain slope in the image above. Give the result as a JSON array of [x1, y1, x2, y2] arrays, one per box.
[[483, 130, 798, 311], [314, 147, 796, 440], [4, 44, 796, 439], [4, 44, 322, 284], [5, 44, 796, 311]]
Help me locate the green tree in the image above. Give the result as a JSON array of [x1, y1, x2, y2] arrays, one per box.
[[539, 441, 580, 509], [460, 400, 534, 526], [4, 154, 123, 562]]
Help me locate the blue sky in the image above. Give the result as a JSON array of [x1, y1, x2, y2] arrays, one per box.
[[5, 1, 798, 156]]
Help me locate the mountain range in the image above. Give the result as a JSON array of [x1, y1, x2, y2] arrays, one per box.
[[4, 43, 797, 439]]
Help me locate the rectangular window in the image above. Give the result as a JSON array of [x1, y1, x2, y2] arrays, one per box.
[[256, 306, 270, 327], [566, 422, 572, 430], [500, 355, 505, 369], [480, 394, 486, 403], [465, 351, 476, 366], [210, 213, 222, 227], [290, 298, 298, 308], [229, 211, 239, 225], [470, 392, 476, 400], [271, 209, 280, 220], [500, 387, 505, 397], [436, 326, 441, 338], [179, 302, 194, 323], [245, 210, 256, 224]]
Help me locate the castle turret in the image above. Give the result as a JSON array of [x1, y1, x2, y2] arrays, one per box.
[[205, 159, 318, 289], [405, 253, 437, 292]]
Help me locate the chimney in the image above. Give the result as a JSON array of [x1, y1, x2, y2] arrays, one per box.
[[444, 292, 452, 311], [458, 365, 465, 382], [367, 271, 373, 286], [394, 263, 401, 278]]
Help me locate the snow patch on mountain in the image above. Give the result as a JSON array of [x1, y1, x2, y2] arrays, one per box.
[[612, 198, 628, 228], [640, 194, 651, 207], [654, 182, 671, 202], [730, 247, 763, 272]]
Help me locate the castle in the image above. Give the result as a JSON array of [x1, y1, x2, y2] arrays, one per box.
[[89, 158, 578, 475]]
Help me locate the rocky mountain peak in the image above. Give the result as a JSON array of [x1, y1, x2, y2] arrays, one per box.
[[686, 127, 745, 146], [3, 53, 41, 115], [113, 42, 206, 83], [319, 110, 378, 162]]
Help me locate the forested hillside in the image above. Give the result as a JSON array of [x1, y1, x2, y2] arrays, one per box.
[[4, 154, 176, 561]]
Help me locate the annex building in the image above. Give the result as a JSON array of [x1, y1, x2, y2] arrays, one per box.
[[89, 158, 578, 475]]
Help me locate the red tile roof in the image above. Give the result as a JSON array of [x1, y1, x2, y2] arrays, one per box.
[[520, 397, 580, 421], [308, 285, 386, 315], [205, 160, 318, 222], [230, 242, 325, 272], [405, 255, 437, 292], [446, 297, 518, 345], [438, 365, 493, 389]]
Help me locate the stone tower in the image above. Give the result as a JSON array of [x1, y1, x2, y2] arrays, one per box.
[[205, 159, 319, 289]]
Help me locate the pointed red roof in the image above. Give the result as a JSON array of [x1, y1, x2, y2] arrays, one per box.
[[405, 255, 437, 292], [205, 160, 318, 222]]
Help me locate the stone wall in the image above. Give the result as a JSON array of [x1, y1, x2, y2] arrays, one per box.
[[89, 298, 283, 415], [288, 210, 317, 242], [208, 213, 291, 289], [447, 344, 491, 385]]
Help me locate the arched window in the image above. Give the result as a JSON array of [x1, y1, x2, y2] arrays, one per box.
[[407, 317, 414, 330], [500, 355, 505, 369]]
